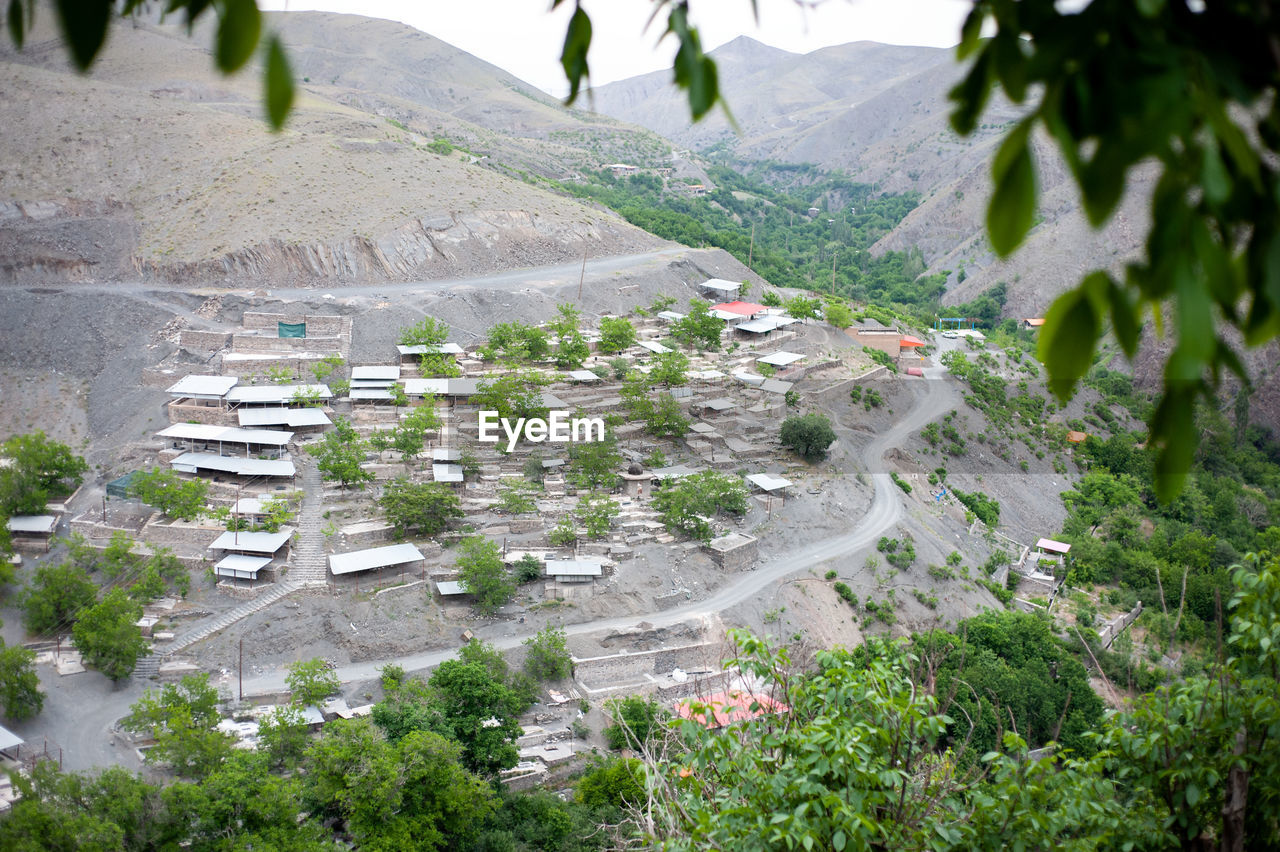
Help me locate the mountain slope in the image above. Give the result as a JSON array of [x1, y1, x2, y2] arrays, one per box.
[[0, 12, 671, 286]]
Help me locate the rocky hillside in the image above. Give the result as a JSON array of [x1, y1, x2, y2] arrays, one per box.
[[590, 36, 1149, 318], [0, 12, 672, 287]]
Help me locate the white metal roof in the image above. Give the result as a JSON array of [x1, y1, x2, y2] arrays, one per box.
[[231, 496, 267, 515], [398, 343, 464, 355], [225, 384, 332, 404], [689, 369, 726, 380], [158, 424, 293, 445], [544, 559, 603, 577], [329, 543, 424, 576], [0, 723, 23, 752], [238, 407, 332, 427], [651, 464, 699, 480], [637, 340, 671, 354], [700, 278, 742, 293], [710, 309, 742, 321], [214, 554, 272, 579], [435, 580, 468, 596], [351, 366, 401, 381], [656, 310, 686, 321], [703, 397, 736, 411], [432, 447, 461, 461], [402, 378, 448, 396], [732, 371, 765, 386], [568, 370, 600, 382], [737, 318, 779, 333], [208, 527, 295, 554], [350, 388, 394, 400], [7, 515, 57, 534], [166, 375, 238, 398], [170, 453, 296, 478], [747, 473, 793, 492], [448, 378, 480, 396], [757, 351, 805, 366], [433, 463, 464, 483], [759, 378, 794, 394]]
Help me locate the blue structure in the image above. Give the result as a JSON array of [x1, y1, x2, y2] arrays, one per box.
[[935, 317, 975, 331]]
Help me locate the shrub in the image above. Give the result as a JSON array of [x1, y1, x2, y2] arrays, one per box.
[[780, 413, 837, 460]]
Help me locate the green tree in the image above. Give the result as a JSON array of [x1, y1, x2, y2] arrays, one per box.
[[0, 641, 43, 720], [22, 560, 96, 634], [124, 673, 234, 779], [652, 470, 749, 542], [670, 299, 723, 351], [576, 491, 620, 539], [256, 705, 310, 771], [427, 659, 524, 776], [646, 392, 692, 439], [71, 588, 148, 682], [400, 316, 462, 378], [373, 404, 441, 462], [473, 372, 550, 421], [378, 478, 463, 537], [598, 316, 638, 354], [784, 294, 821, 320], [649, 349, 690, 387], [302, 717, 403, 842], [286, 657, 339, 707], [0, 431, 88, 515], [456, 537, 515, 615], [603, 696, 666, 751], [307, 416, 373, 490], [779, 413, 837, 460], [568, 429, 623, 490], [497, 482, 539, 515], [127, 467, 209, 521], [576, 755, 646, 811], [523, 626, 571, 682], [310, 353, 345, 384], [481, 321, 550, 363], [824, 300, 855, 328]]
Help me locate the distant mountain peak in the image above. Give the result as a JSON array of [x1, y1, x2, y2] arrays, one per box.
[[709, 35, 797, 65]]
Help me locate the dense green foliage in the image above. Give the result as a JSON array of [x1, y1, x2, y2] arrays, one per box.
[[779, 413, 837, 460], [0, 431, 88, 515], [456, 537, 515, 615], [652, 470, 749, 542], [126, 467, 209, 521], [378, 478, 464, 537], [71, 588, 148, 681], [553, 166, 948, 317], [307, 417, 373, 490], [0, 641, 42, 720], [523, 625, 572, 681]]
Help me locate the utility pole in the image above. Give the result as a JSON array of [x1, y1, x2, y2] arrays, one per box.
[[577, 237, 587, 302], [748, 222, 755, 271], [239, 635, 244, 700]]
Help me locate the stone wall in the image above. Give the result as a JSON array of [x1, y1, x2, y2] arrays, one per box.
[[242, 312, 348, 335], [141, 518, 225, 549], [573, 642, 723, 697], [167, 399, 237, 426], [705, 533, 758, 571], [1099, 602, 1144, 649], [178, 329, 233, 352], [231, 333, 344, 354]]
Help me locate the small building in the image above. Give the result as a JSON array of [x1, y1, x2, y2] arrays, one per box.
[[1024, 318, 1046, 330], [699, 278, 741, 297], [329, 543, 425, 588], [705, 532, 758, 571], [237, 407, 332, 430], [699, 398, 736, 417], [213, 553, 273, 584], [433, 463, 464, 483], [850, 327, 902, 359], [736, 314, 798, 336], [650, 464, 699, 482], [756, 351, 805, 368], [1066, 430, 1089, 444], [900, 335, 926, 349], [544, 559, 604, 584], [605, 163, 639, 175], [208, 526, 294, 568], [166, 375, 239, 408], [434, 579, 470, 598], [746, 473, 792, 495], [397, 343, 464, 364], [224, 385, 332, 408], [1036, 538, 1072, 561], [567, 369, 600, 383], [656, 310, 686, 322], [6, 515, 57, 551], [158, 424, 293, 457], [637, 340, 672, 355], [711, 302, 767, 319], [169, 453, 296, 481], [0, 723, 24, 760]]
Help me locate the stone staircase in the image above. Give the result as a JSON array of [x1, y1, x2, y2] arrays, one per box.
[[131, 653, 161, 683], [161, 460, 330, 655]]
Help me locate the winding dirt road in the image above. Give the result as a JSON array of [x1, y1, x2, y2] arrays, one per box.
[[238, 361, 960, 694]]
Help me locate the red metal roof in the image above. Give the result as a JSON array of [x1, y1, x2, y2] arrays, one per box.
[[710, 301, 767, 317], [899, 335, 926, 347], [1066, 430, 1088, 443], [675, 690, 788, 728]]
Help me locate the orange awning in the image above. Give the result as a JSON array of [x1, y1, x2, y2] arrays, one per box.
[[899, 335, 926, 347]]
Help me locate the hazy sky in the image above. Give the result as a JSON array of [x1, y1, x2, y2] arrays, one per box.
[[259, 0, 972, 95]]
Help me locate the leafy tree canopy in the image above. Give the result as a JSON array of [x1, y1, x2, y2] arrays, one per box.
[[779, 413, 837, 460]]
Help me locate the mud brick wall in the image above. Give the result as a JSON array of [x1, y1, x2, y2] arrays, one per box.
[[231, 334, 344, 354], [573, 643, 722, 694], [241, 312, 348, 335], [140, 519, 225, 549]]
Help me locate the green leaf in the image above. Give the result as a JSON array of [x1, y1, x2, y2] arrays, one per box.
[[215, 0, 261, 74], [1200, 137, 1231, 206], [987, 124, 1037, 256], [949, 50, 993, 135], [1151, 387, 1197, 502], [560, 5, 591, 105], [832, 831, 847, 851], [1038, 281, 1101, 402], [1185, 782, 1201, 806], [54, 0, 112, 70], [262, 33, 293, 130], [1135, 0, 1166, 15], [956, 6, 985, 60], [1107, 280, 1140, 358]]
